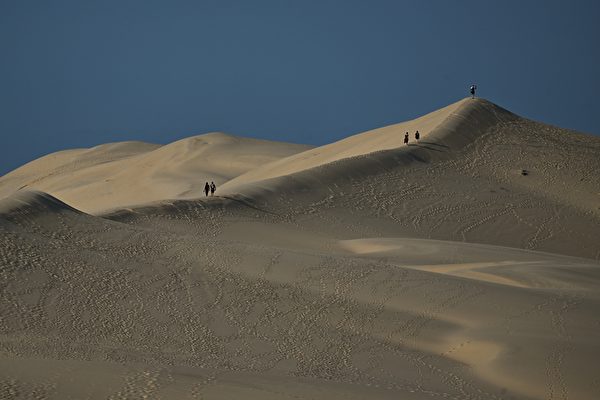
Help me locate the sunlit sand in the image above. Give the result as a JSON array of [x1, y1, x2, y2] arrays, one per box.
[[1, 98, 599, 399]]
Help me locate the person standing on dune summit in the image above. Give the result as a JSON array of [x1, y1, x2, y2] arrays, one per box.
[[470, 84, 477, 99], [210, 181, 216, 196], [404, 132, 409, 145], [204, 182, 210, 197]]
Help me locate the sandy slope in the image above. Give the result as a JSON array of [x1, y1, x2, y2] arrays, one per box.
[[1, 98, 600, 399], [1, 192, 599, 400], [0, 133, 311, 213], [219, 98, 600, 259], [219, 99, 470, 191]]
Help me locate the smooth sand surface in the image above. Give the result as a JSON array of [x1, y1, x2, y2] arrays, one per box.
[[1, 98, 600, 399], [0, 133, 311, 214]]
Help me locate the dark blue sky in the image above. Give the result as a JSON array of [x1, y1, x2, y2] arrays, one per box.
[[1, 0, 599, 175]]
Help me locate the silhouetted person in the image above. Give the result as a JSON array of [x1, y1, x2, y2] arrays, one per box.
[[415, 130, 420, 141], [210, 181, 216, 196], [404, 132, 409, 145], [204, 182, 210, 197], [470, 84, 477, 99]]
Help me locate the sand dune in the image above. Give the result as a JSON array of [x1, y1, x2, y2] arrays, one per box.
[[1, 98, 600, 399], [218, 98, 517, 193], [0, 133, 311, 213], [217, 99, 600, 259]]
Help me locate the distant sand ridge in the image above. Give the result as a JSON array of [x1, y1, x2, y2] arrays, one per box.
[[0, 133, 312, 214], [1, 98, 600, 399]]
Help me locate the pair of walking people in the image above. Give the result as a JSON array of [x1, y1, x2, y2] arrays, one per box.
[[204, 181, 216, 197], [404, 130, 420, 145]]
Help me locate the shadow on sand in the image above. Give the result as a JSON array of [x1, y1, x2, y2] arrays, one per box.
[[418, 141, 449, 148], [407, 143, 446, 152]]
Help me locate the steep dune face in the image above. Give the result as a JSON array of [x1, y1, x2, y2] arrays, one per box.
[[213, 99, 600, 259], [218, 98, 468, 192], [0, 133, 311, 213], [219, 98, 518, 194]]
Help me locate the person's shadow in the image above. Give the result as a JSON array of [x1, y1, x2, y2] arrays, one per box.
[[408, 142, 447, 152], [418, 141, 449, 148]]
